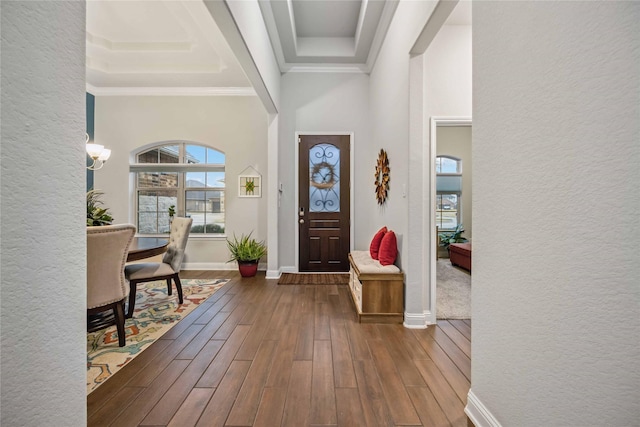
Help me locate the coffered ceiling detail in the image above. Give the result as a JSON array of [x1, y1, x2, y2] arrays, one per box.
[[259, 0, 398, 72], [86, 0, 251, 93]]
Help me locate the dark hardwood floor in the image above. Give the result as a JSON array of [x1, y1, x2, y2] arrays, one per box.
[[88, 271, 471, 427]]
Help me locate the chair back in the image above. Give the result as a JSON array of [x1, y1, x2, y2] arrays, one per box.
[[87, 224, 136, 309], [162, 217, 193, 272]]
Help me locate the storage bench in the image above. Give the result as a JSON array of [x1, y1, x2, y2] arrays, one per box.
[[449, 242, 472, 272], [348, 250, 404, 323]]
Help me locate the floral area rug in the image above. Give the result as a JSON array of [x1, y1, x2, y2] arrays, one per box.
[[87, 278, 229, 394]]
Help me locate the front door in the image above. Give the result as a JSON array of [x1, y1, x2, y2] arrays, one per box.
[[299, 135, 350, 272]]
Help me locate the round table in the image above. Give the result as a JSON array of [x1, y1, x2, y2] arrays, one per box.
[[127, 237, 169, 262]]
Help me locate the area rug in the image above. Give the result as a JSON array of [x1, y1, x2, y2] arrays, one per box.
[[278, 273, 349, 285], [87, 278, 229, 394], [437, 259, 471, 319]]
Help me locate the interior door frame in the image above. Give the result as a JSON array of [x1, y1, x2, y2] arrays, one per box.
[[294, 132, 355, 272], [429, 117, 472, 324]]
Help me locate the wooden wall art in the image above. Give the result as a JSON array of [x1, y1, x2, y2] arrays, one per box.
[[375, 149, 390, 205]]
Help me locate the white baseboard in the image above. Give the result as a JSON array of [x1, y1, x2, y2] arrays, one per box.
[[265, 269, 281, 279], [403, 311, 428, 329], [182, 262, 236, 270], [280, 266, 297, 274], [182, 262, 268, 271], [465, 389, 502, 427]]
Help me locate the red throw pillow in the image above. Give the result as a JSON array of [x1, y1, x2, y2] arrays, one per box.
[[378, 230, 397, 266], [369, 226, 387, 260]]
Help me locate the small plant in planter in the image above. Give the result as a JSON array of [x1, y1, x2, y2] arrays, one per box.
[[438, 224, 468, 253], [226, 232, 267, 277], [87, 189, 113, 226]]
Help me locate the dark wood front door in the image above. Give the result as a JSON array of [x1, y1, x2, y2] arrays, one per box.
[[299, 135, 350, 272]]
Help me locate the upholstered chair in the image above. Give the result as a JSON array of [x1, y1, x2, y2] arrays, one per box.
[[87, 223, 136, 347], [125, 217, 193, 318]]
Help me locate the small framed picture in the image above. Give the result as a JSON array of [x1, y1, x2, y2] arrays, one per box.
[[239, 174, 261, 198]]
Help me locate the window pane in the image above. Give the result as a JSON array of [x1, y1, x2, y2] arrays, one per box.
[[158, 145, 179, 163], [206, 172, 225, 187], [440, 157, 460, 173], [137, 172, 178, 188], [207, 148, 225, 164], [185, 172, 206, 187], [186, 190, 225, 234], [186, 145, 206, 164], [138, 190, 177, 234], [309, 143, 340, 213], [436, 193, 458, 230], [138, 149, 159, 163]]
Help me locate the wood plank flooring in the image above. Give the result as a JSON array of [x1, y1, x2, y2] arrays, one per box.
[[88, 271, 471, 427]]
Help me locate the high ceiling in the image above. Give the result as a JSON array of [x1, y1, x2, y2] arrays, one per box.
[[258, 0, 398, 72], [86, 0, 471, 92]]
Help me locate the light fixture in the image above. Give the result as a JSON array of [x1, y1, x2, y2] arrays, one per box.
[[86, 133, 111, 170]]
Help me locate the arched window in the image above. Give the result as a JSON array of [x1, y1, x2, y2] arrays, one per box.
[[436, 155, 462, 231], [131, 142, 225, 235]]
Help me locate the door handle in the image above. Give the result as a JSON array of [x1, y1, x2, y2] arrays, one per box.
[[299, 219, 304, 224]]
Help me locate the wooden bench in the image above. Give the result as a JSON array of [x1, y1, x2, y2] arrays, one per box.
[[348, 251, 404, 323]]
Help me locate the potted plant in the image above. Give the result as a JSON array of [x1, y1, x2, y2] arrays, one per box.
[[168, 205, 176, 224], [226, 232, 266, 277], [87, 189, 113, 226], [438, 224, 468, 254]]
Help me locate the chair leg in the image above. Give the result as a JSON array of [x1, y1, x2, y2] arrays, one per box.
[[174, 274, 184, 304], [166, 278, 173, 296], [113, 302, 127, 347], [127, 280, 138, 319]]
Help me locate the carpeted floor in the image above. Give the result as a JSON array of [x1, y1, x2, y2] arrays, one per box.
[[278, 272, 350, 285], [437, 259, 471, 319], [86, 278, 228, 394]]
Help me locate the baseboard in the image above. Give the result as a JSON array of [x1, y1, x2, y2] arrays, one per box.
[[182, 262, 268, 271], [465, 389, 502, 427], [182, 262, 236, 270], [265, 269, 281, 279], [403, 311, 428, 329], [280, 266, 297, 274]]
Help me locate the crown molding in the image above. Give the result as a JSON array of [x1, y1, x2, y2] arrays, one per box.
[[85, 84, 256, 97]]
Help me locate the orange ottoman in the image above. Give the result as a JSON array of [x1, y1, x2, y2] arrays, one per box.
[[449, 243, 471, 272]]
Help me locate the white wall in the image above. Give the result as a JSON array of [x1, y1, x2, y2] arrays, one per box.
[[93, 96, 269, 267], [224, 0, 281, 111], [369, 0, 438, 326], [425, 24, 472, 118], [0, 2, 87, 425], [469, 2, 640, 426], [278, 72, 370, 269]]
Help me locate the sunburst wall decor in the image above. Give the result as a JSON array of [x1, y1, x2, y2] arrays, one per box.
[[375, 149, 390, 205]]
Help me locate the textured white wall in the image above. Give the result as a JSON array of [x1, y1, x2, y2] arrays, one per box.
[[1, 2, 87, 425], [94, 96, 268, 266], [278, 72, 370, 269], [369, 0, 437, 323], [471, 2, 640, 425]]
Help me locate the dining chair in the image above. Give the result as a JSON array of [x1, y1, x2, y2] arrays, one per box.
[[125, 217, 193, 318], [87, 223, 136, 347]]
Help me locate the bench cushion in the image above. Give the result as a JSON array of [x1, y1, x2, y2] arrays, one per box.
[[350, 250, 400, 274]]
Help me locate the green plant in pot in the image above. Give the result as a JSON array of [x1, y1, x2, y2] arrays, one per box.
[[226, 232, 266, 277], [87, 189, 113, 226], [438, 224, 468, 253]]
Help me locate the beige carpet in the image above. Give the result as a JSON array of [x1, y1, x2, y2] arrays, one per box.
[[278, 273, 349, 285], [437, 259, 471, 319]]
